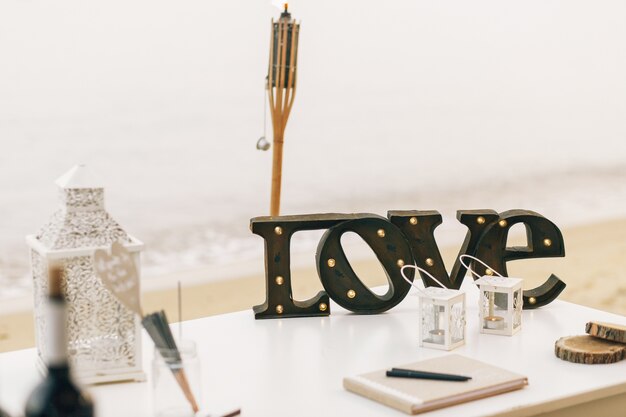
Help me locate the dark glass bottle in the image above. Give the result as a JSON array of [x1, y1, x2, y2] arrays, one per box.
[[24, 267, 94, 417], [0, 407, 11, 417]]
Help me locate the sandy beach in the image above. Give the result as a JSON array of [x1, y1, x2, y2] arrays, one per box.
[[1, 216, 624, 353]]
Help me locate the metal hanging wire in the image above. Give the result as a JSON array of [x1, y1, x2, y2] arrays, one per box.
[[256, 77, 271, 151]]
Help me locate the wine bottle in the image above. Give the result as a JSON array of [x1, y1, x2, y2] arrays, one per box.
[[0, 407, 11, 417], [25, 266, 94, 417]]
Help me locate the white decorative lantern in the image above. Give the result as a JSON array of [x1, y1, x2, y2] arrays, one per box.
[[475, 276, 523, 336], [419, 287, 466, 350], [26, 165, 145, 384], [401, 265, 466, 351]]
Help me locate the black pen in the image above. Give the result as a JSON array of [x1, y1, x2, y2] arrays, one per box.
[[386, 368, 471, 382]]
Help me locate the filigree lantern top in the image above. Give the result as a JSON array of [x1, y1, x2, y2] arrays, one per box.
[[36, 165, 132, 250]]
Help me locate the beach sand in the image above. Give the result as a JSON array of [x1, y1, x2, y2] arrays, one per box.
[[1, 217, 624, 353]]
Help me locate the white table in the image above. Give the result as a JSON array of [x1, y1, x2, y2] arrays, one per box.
[[1, 285, 625, 417]]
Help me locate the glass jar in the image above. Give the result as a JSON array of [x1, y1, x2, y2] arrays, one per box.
[[152, 340, 202, 417]]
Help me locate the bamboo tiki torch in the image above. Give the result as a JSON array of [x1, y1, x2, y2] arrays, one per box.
[[268, 3, 300, 216]]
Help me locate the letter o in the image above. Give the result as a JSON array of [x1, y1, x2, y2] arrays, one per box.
[[316, 216, 415, 314]]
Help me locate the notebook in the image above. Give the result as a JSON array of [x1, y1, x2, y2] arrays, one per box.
[[343, 354, 528, 415]]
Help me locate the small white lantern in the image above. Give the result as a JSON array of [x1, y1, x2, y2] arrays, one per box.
[[475, 276, 523, 336], [401, 265, 466, 351], [419, 287, 466, 350], [26, 165, 145, 384]]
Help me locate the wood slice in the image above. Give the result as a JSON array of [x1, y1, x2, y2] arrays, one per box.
[[555, 335, 626, 364], [585, 321, 626, 344]]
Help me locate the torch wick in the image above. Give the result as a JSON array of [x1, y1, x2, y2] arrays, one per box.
[[281, 2, 291, 19]]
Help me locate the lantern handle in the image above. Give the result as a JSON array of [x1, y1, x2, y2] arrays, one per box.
[[400, 264, 449, 295], [458, 254, 504, 279]]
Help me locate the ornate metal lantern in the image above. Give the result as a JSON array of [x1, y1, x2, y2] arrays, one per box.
[[26, 165, 145, 384], [475, 275, 523, 336]]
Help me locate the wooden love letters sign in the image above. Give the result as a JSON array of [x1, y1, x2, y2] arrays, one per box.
[[251, 209, 566, 319]]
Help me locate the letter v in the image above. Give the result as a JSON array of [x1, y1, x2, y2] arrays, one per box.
[[388, 210, 499, 289]]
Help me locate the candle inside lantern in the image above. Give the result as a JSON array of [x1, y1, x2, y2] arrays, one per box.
[[484, 291, 505, 330], [429, 329, 446, 344], [484, 315, 505, 330]]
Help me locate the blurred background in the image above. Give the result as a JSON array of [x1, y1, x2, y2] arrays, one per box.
[[0, 0, 625, 309]]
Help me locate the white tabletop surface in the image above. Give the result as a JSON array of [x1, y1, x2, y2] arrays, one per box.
[[1, 283, 625, 417]]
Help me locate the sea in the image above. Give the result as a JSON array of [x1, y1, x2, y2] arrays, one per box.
[[1, 0, 625, 299]]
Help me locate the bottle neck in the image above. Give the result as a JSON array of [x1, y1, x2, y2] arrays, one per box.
[[45, 297, 68, 368], [47, 364, 71, 380]]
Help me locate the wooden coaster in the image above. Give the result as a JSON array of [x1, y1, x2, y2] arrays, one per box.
[[555, 335, 626, 364], [585, 321, 626, 344]]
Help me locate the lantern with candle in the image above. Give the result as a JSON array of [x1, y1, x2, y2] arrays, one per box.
[[267, 3, 300, 216], [401, 266, 466, 351], [26, 165, 145, 383], [475, 275, 523, 336], [460, 255, 523, 336]]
